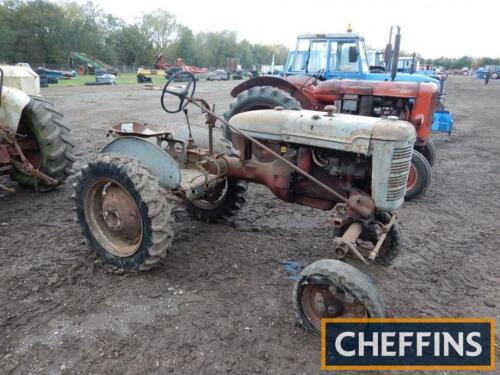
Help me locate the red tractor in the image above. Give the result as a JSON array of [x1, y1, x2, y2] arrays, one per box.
[[224, 41, 439, 200]]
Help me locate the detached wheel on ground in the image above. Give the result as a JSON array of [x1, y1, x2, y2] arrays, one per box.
[[186, 177, 248, 222], [416, 139, 437, 167], [405, 150, 432, 200], [223, 86, 301, 140], [293, 259, 385, 335], [72, 153, 173, 270], [11, 96, 75, 191]]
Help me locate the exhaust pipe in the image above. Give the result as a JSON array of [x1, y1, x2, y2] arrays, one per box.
[[384, 26, 393, 71], [390, 26, 401, 81], [410, 52, 416, 74]]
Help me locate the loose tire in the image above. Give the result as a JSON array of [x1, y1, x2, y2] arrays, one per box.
[[186, 178, 248, 222], [11, 96, 75, 191], [416, 139, 437, 167], [293, 259, 385, 335], [72, 153, 173, 270], [223, 86, 301, 140], [405, 150, 432, 201]]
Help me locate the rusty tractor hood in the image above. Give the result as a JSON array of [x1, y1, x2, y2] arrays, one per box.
[[284, 74, 438, 99], [229, 108, 416, 156]]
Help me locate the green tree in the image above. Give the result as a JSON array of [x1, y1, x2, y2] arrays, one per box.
[[140, 9, 176, 53]]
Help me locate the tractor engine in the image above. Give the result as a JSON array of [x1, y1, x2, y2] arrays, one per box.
[[224, 108, 416, 213]]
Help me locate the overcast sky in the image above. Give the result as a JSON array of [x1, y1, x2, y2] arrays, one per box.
[[94, 0, 499, 58]]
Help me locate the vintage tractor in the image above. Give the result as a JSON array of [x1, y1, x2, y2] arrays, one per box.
[[72, 72, 415, 334], [0, 66, 75, 193], [224, 30, 444, 200]]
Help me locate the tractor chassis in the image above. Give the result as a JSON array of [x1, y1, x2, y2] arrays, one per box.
[[0, 125, 58, 193]]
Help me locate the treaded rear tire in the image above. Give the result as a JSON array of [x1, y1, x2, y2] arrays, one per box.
[[72, 153, 173, 271], [223, 86, 301, 140], [11, 96, 75, 191], [186, 178, 248, 223], [293, 259, 385, 335]]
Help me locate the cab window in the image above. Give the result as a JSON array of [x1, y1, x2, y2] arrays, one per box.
[[338, 42, 359, 72], [307, 40, 328, 72]]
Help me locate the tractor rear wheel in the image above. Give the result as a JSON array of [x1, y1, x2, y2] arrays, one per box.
[[293, 259, 385, 335], [11, 96, 75, 191], [416, 139, 437, 167], [72, 153, 173, 270], [186, 177, 248, 223], [223, 86, 301, 140], [405, 150, 432, 200]]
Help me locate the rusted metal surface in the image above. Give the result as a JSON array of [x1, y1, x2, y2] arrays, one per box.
[[0, 124, 58, 186], [231, 75, 438, 142], [230, 76, 317, 109], [368, 213, 397, 262], [300, 282, 368, 330], [84, 179, 143, 257]]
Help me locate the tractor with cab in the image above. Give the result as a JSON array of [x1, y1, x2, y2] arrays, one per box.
[[224, 27, 452, 200]]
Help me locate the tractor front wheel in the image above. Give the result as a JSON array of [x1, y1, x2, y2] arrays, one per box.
[[416, 139, 437, 167], [186, 177, 248, 222], [223, 86, 301, 140], [405, 150, 432, 200], [11, 96, 75, 191], [293, 259, 385, 335], [72, 153, 173, 270]]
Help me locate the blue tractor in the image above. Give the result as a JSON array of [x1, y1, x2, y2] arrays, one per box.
[[283, 27, 453, 134]]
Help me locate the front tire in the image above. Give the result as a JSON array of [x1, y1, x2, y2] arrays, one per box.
[[405, 150, 432, 200], [223, 86, 301, 140], [11, 96, 75, 191], [416, 139, 437, 167], [293, 259, 385, 335], [72, 153, 173, 270]]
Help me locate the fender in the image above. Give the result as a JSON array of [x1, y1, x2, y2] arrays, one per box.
[[0, 86, 31, 133], [230, 76, 316, 108], [101, 136, 181, 189]]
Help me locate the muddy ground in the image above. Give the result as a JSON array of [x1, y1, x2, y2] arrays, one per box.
[[0, 76, 499, 374]]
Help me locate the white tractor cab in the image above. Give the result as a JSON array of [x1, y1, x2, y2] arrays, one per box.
[[0, 65, 74, 193]]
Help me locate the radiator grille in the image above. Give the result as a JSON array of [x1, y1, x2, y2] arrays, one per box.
[[386, 145, 413, 201]]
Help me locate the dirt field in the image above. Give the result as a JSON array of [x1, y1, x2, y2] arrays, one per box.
[[1, 76, 499, 374]]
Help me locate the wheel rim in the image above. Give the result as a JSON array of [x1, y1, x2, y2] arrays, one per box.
[[407, 164, 418, 190], [84, 178, 143, 257], [300, 282, 368, 331], [190, 179, 228, 209]]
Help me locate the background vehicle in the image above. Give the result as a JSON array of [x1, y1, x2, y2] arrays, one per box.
[[224, 29, 448, 200], [207, 69, 230, 81], [0, 65, 75, 193]]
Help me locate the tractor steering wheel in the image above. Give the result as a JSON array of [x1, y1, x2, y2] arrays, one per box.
[[161, 71, 197, 113]]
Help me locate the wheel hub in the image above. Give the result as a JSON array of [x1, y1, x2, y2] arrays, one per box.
[[84, 179, 143, 258], [301, 283, 368, 330], [101, 185, 141, 241], [407, 165, 418, 190]]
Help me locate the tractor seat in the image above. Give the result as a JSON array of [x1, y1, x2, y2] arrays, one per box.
[[111, 121, 171, 138]]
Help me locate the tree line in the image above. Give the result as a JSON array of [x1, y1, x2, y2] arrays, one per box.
[[422, 56, 500, 69], [0, 0, 288, 69]]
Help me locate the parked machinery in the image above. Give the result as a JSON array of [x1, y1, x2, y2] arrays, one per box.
[[0, 66, 74, 193], [224, 28, 447, 200], [72, 72, 415, 334]]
